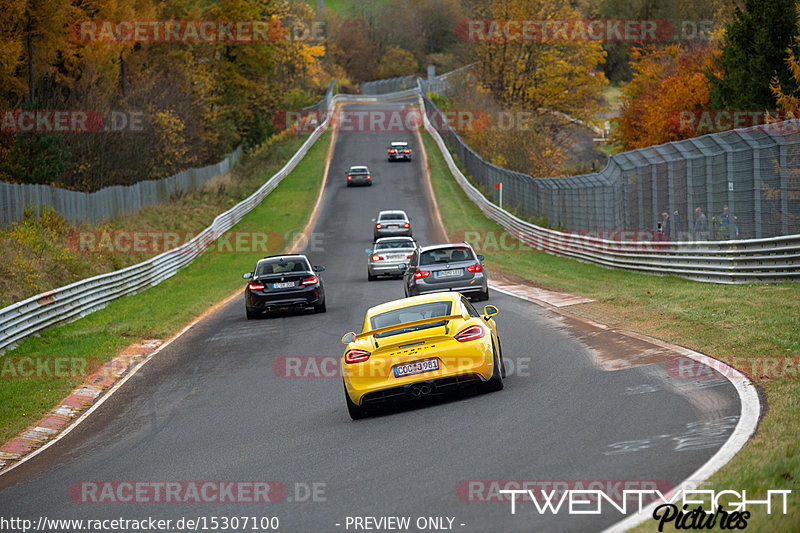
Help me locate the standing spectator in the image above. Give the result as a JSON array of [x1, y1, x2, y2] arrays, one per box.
[[694, 207, 709, 240], [720, 205, 739, 239], [658, 212, 671, 241], [672, 209, 683, 240]]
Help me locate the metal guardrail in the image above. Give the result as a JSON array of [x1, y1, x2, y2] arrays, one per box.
[[419, 72, 800, 241], [416, 83, 800, 283], [3, 81, 797, 354], [0, 85, 431, 353]]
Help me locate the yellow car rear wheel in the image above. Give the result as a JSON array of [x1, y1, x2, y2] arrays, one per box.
[[483, 339, 504, 392], [344, 381, 368, 420]]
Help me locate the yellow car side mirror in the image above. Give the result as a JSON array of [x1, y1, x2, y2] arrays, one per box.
[[483, 305, 498, 319], [341, 332, 356, 344]]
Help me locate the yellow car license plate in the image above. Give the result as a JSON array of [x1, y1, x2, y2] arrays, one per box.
[[394, 359, 439, 378]]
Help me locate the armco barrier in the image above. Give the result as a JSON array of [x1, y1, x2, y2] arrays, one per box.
[[416, 83, 800, 284], [419, 72, 800, 240], [0, 86, 419, 353]]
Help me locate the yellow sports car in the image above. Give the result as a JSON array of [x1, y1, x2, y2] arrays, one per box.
[[340, 292, 505, 419]]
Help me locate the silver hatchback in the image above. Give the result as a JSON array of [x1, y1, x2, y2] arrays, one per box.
[[367, 237, 417, 280], [402, 243, 489, 300]]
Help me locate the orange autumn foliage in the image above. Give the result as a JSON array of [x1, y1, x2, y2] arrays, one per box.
[[614, 44, 721, 150]]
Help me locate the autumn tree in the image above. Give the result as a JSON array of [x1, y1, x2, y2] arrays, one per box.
[[469, 0, 608, 121], [768, 9, 800, 235], [1, 0, 331, 190], [377, 46, 418, 78], [771, 6, 800, 111], [614, 43, 720, 150], [588, 0, 721, 83], [450, 83, 567, 178], [328, 16, 378, 82]]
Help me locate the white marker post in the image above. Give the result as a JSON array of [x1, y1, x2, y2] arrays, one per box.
[[495, 182, 503, 209]]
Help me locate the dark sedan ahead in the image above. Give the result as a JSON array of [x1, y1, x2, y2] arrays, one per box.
[[346, 165, 372, 187], [243, 254, 326, 318]]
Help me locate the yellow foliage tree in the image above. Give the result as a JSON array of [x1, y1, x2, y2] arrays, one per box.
[[149, 109, 191, 178], [377, 45, 418, 79], [470, 0, 608, 121]]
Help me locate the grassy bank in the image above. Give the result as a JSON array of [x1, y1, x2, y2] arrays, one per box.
[[0, 132, 330, 445], [421, 131, 800, 532], [0, 135, 311, 309]]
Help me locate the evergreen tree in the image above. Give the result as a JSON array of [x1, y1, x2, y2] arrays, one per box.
[[1, 132, 71, 184], [709, 0, 799, 109]]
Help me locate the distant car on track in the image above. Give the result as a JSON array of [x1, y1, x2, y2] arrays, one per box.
[[387, 141, 412, 161], [346, 165, 372, 187], [243, 254, 326, 319], [402, 242, 488, 301], [373, 210, 412, 240], [368, 236, 417, 281], [340, 292, 504, 419]]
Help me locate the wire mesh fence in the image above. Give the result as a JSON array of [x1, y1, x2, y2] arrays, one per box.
[[0, 147, 242, 227], [360, 75, 417, 96], [418, 79, 800, 241], [0, 83, 336, 227], [0, 83, 345, 352]]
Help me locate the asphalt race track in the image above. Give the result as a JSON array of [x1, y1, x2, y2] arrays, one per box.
[[0, 100, 742, 532]]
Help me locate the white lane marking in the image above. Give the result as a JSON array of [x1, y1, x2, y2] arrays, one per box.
[[0, 126, 337, 478], [0, 291, 242, 477], [489, 283, 761, 533]]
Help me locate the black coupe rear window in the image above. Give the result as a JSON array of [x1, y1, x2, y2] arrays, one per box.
[[256, 259, 309, 276]]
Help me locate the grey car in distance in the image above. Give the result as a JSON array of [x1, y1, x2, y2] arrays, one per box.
[[402, 243, 489, 301], [346, 165, 372, 187], [368, 236, 417, 281], [373, 210, 412, 240]]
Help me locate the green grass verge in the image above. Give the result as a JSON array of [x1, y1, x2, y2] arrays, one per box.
[[305, 0, 390, 16], [0, 136, 312, 308], [421, 131, 800, 532], [0, 132, 330, 445], [602, 84, 623, 113]]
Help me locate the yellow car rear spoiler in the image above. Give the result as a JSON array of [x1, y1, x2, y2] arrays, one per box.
[[355, 314, 464, 341]]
